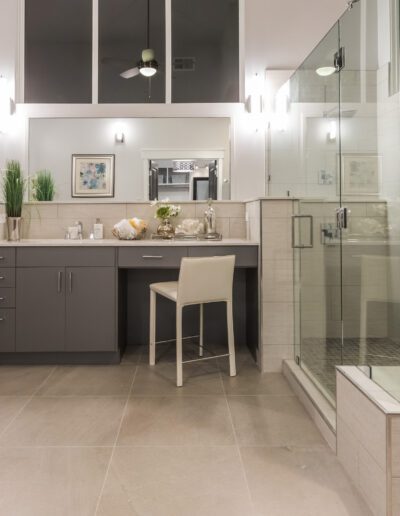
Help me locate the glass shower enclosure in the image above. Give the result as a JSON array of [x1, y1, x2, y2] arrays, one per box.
[[270, 0, 400, 405]]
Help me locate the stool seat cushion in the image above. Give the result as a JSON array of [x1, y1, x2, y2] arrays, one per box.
[[150, 281, 178, 302]]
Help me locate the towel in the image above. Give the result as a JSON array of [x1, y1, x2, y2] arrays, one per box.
[[113, 219, 138, 240]]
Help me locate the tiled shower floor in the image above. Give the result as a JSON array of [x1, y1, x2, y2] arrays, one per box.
[[301, 337, 400, 400]]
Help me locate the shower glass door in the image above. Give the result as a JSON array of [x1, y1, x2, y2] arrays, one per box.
[[292, 22, 342, 405], [340, 0, 400, 373]]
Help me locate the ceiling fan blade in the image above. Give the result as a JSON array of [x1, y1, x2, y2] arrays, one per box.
[[120, 67, 140, 79]]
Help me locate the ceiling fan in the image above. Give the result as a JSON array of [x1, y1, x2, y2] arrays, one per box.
[[120, 0, 159, 79]]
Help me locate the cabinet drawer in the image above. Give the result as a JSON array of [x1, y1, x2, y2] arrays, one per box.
[[118, 247, 188, 268], [0, 288, 15, 308], [17, 247, 116, 267], [0, 309, 15, 352], [0, 248, 16, 267], [0, 268, 15, 287], [188, 246, 258, 267]]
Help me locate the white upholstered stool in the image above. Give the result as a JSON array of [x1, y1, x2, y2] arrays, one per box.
[[149, 255, 236, 387]]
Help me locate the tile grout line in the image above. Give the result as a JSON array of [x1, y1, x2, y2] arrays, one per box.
[[220, 370, 256, 515], [0, 366, 57, 441], [93, 364, 139, 516]]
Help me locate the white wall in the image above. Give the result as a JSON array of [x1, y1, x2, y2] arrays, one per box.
[[0, 0, 348, 199], [28, 117, 230, 201]]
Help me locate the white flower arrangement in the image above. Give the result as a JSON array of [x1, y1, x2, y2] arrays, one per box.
[[151, 199, 182, 220]]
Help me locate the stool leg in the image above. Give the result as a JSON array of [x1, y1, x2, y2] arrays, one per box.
[[227, 300, 236, 377], [176, 305, 183, 387], [199, 304, 204, 357], [149, 290, 156, 366]]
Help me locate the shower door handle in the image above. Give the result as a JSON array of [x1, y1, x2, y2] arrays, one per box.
[[292, 215, 313, 248]]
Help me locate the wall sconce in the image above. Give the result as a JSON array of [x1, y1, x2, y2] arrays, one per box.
[[115, 131, 125, 143], [246, 94, 263, 114], [273, 81, 290, 132], [328, 120, 337, 141], [246, 73, 264, 114], [0, 75, 11, 134]]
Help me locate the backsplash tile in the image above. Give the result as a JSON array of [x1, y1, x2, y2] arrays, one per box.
[[1, 201, 248, 240]]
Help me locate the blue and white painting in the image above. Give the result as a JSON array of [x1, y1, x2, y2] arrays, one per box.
[[72, 155, 114, 197], [79, 161, 107, 190]]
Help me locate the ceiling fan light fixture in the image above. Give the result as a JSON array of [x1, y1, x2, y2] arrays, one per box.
[[139, 60, 158, 77]]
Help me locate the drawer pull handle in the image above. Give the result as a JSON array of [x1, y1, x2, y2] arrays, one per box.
[[142, 255, 163, 259], [0, 297, 4, 301], [0, 257, 4, 260], [0, 277, 4, 280], [0, 317, 4, 322]]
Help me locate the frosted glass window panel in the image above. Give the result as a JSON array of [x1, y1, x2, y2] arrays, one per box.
[[99, 0, 165, 103], [25, 0, 92, 103], [171, 0, 239, 103]]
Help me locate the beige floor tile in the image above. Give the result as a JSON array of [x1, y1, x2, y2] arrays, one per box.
[[0, 447, 112, 516], [222, 363, 294, 396], [118, 396, 235, 445], [0, 397, 29, 434], [0, 366, 54, 395], [228, 395, 325, 446], [0, 397, 126, 446], [97, 446, 253, 516], [121, 345, 144, 364], [241, 446, 372, 516], [131, 362, 223, 396], [36, 365, 136, 396]]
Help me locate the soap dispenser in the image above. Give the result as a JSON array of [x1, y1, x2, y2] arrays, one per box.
[[93, 218, 104, 240], [204, 199, 216, 235]]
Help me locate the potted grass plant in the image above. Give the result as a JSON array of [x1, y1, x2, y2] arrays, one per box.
[[2, 160, 26, 241], [31, 170, 55, 201]]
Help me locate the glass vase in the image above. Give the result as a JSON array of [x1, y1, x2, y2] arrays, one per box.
[[157, 218, 175, 239]]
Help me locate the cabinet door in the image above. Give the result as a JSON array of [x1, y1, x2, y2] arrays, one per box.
[[0, 309, 15, 352], [65, 267, 116, 352], [16, 268, 65, 352]]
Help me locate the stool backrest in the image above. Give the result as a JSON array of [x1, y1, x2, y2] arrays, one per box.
[[177, 255, 235, 306]]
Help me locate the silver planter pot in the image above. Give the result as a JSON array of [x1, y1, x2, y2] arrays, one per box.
[[7, 217, 22, 241]]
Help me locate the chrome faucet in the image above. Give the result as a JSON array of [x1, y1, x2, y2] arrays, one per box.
[[75, 221, 83, 240]]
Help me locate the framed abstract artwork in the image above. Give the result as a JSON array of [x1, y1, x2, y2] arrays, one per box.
[[340, 154, 381, 196], [72, 154, 115, 197]]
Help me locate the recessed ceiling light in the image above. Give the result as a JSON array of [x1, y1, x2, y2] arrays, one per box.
[[316, 66, 336, 77]]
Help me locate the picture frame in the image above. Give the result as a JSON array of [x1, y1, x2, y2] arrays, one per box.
[[340, 153, 381, 196], [72, 154, 115, 198]]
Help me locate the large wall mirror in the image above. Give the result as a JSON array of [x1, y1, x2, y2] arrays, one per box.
[[28, 117, 231, 202]]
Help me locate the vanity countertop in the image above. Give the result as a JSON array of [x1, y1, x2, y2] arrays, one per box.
[[0, 238, 259, 247]]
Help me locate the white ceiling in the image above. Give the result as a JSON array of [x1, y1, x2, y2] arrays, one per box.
[[245, 0, 347, 73]]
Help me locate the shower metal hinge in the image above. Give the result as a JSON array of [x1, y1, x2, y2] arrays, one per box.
[[295, 355, 300, 365], [347, 0, 360, 10], [334, 47, 345, 72]]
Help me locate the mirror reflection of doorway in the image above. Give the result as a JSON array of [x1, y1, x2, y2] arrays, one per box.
[[148, 158, 219, 201]]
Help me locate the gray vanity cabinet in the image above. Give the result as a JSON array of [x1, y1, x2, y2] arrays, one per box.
[[14, 248, 117, 356], [65, 267, 116, 352], [16, 267, 66, 352]]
